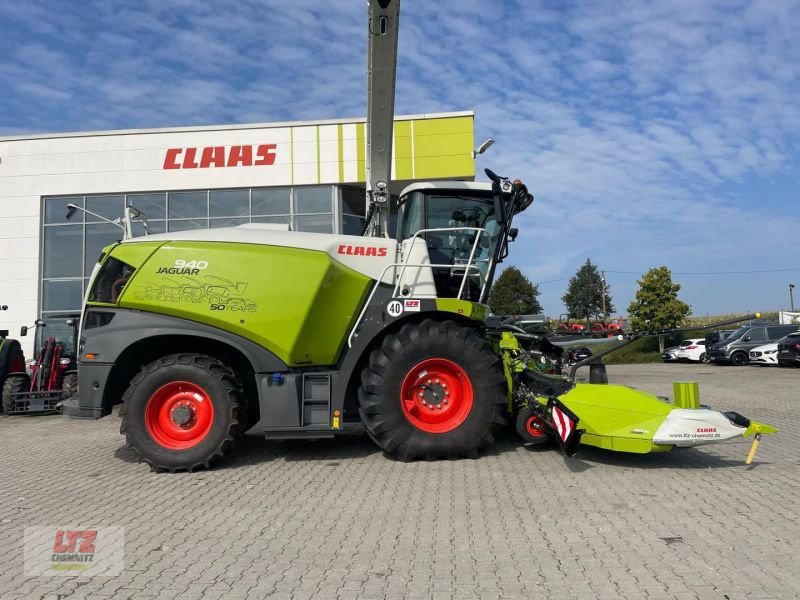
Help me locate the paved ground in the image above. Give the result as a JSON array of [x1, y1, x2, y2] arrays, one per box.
[[0, 363, 798, 600]]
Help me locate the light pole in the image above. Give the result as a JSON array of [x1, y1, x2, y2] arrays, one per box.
[[601, 271, 607, 322], [790, 284, 796, 312]]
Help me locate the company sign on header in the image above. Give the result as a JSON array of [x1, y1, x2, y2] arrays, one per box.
[[163, 144, 277, 170]]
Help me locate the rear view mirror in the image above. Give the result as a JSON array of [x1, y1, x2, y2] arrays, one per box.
[[35, 319, 46, 326], [20, 326, 28, 337], [66, 204, 77, 220], [65, 318, 76, 327], [589, 362, 608, 384]]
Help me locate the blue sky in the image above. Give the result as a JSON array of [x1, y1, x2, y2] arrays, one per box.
[[1, 0, 799, 316]]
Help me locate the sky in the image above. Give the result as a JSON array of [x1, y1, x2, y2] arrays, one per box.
[[1, 0, 799, 317]]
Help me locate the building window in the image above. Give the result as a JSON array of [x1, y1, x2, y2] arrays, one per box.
[[40, 185, 339, 315]]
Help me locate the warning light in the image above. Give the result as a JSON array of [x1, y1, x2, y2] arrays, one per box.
[[85, 353, 98, 360]]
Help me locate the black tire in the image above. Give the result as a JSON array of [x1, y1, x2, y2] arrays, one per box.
[[730, 352, 748, 366], [698, 353, 706, 363], [0, 340, 25, 396], [358, 319, 507, 461], [61, 372, 78, 400], [515, 406, 551, 445], [120, 353, 242, 472], [2, 374, 31, 414]]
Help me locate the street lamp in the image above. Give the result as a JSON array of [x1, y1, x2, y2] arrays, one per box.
[[472, 138, 495, 159], [790, 284, 796, 312]]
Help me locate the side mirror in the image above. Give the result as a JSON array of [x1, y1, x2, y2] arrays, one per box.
[[0, 329, 8, 338], [20, 326, 28, 336], [35, 319, 46, 327], [508, 228, 518, 241], [743, 336, 751, 341], [589, 362, 608, 384]]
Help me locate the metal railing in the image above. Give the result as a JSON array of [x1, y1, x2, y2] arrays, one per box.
[[347, 226, 493, 347]]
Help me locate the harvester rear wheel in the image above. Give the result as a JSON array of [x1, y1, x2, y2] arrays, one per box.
[[358, 319, 506, 461], [2, 374, 30, 414], [120, 353, 241, 472]]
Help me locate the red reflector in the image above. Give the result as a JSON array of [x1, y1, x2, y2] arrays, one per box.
[[794, 344, 800, 350]]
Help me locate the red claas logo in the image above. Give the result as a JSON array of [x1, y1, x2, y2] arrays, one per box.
[[337, 245, 388, 257], [163, 144, 277, 169], [53, 530, 97, 554]]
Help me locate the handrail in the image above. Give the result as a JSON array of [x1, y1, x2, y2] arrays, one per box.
[[398, 227, 492, 299], [347, 225, 492, 347]]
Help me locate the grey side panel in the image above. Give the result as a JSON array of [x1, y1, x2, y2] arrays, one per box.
[[63, 363, 113, 418], [72, 308, 290, 419], [81, 308, 288, 372]]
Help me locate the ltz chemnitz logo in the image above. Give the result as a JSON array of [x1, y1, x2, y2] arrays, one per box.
[[24, 526, 125, 576], [51, 530, 97, 569]]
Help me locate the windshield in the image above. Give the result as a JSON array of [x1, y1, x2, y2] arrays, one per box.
[[399, 191, 500, 283], [724, 327, 748, 342], [35, 314, 78, 359]]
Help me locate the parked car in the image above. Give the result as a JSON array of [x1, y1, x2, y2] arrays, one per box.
[[661, 346, 680, 362], [566, 347, 592, 365], [709, 324, 800, 366], [777, 332, 800, 367], [749, 342, 778, 366], [676, 338, 707, 362], [703, 330, 735, 362]]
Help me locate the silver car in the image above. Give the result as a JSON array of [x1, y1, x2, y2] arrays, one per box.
[[661, 346, 680, 362]]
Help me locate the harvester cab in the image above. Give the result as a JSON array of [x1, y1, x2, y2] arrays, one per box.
[[391, 170, 533, 303]]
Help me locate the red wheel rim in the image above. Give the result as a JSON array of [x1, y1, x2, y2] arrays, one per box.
[[525, 415, 546, 438], [144, 381, 214, 449], [399, 358, 474, 434]]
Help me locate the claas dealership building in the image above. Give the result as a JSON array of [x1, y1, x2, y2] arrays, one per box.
[[0, 112, 475, 355]]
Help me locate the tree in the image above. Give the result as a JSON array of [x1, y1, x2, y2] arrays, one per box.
[[627, 266, 692, 352], [561, 259, 614, 321], [488, 267, 542, 315]]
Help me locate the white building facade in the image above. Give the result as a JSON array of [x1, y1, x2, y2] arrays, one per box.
[[0, 112, 475, 354]]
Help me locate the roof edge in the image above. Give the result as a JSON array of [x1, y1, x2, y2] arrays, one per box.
[[0, 111, 475, 143]]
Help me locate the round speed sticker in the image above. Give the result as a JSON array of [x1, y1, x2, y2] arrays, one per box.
[[387, 300, 403, 317]]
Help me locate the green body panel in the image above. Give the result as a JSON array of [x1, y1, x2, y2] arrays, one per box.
[[744, 420, 778, 436], [112, 241, 371, 367], [434, 298, 488, 321], [673, 381, 700, 409], [102, 241, 161, 270], [553, 383, 674, 454]]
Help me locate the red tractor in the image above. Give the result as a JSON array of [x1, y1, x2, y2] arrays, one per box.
[[1, 318, 78, 414], [556, 315, 587, 333], [590, 318, 627, 337]]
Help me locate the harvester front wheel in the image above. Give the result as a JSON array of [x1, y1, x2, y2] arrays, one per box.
[[358, 319, 506, 461], [120, 353, 241, 472]]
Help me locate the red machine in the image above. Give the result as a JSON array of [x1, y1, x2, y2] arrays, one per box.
[[1, 319, 78, 414]]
